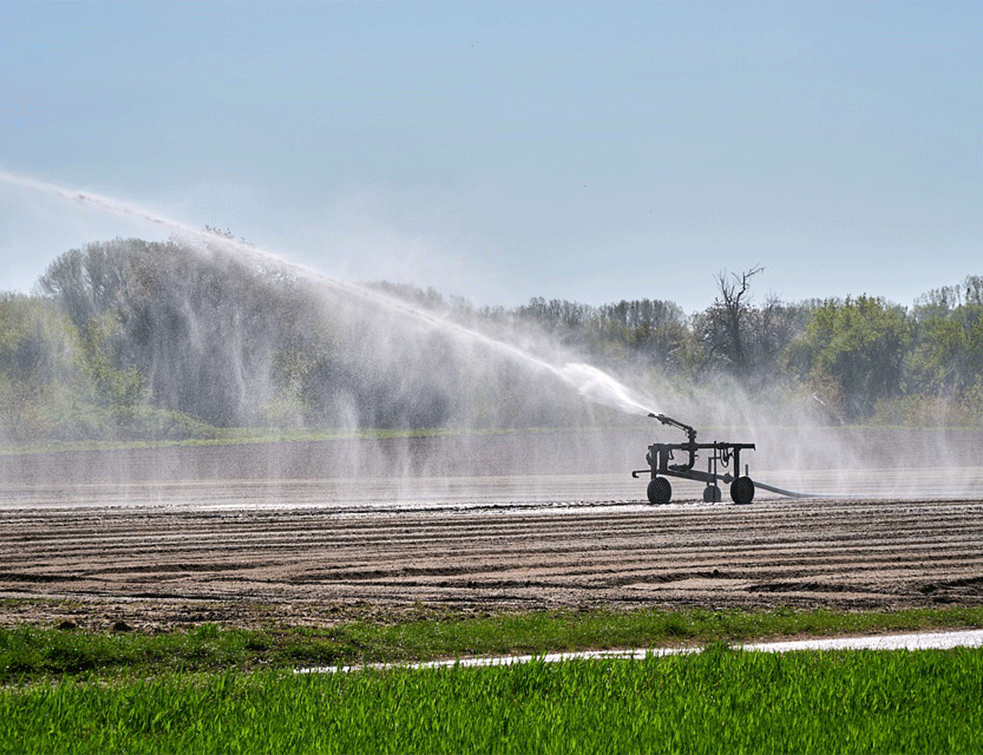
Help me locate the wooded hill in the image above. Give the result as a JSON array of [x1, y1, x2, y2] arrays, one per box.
[[2, 237, 982, 441]]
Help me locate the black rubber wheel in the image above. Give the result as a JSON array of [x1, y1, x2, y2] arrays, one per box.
[[703, 485, 722, 503], [647, 477, 672, 505], [730, 476, 755, 505]]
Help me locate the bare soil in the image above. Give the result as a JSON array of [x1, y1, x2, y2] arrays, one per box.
[[2, 430, 982, 631]]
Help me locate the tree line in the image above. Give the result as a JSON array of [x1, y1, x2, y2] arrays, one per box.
[[1, 237, 981, 441]]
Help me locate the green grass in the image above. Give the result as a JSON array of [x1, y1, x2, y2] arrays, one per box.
[[3, 605, 983, 683], [4, 606, 983, 753], [4, 647, 983, 754], [0, 606, 983, 755]]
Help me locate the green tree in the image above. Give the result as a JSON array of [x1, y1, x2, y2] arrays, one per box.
[[78, 311, 145, 409], [0, 293, 92, 440], [785, 295, 912, 419], [907, 277, 983, 398], [39, 238, 293, 427]]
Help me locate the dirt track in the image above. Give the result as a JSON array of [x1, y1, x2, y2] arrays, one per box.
[[2, 430, 982, 630]]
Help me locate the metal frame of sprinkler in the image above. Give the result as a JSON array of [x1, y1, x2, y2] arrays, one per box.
[[632, 413, 757, 505]]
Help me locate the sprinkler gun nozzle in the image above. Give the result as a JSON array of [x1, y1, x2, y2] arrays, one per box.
[[646, 412, 697, 441]]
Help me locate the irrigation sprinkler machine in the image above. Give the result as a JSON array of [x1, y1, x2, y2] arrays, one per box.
[[632, 412, 761, 505]]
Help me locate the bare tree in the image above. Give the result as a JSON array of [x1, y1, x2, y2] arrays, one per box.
[[699, 266, 762, 377]]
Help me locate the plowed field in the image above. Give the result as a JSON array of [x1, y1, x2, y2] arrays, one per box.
[[2, 428, 982, 629]]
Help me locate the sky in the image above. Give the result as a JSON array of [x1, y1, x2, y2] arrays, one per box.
[[1, 1, 980, 315]]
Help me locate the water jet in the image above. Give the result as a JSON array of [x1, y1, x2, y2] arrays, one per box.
[[1, 170, 660, 425]]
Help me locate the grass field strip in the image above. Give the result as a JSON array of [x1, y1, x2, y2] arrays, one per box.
[[297, 628, 983, 675]]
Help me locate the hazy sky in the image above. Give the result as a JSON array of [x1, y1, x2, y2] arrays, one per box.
[[1, 1, 979, 314]]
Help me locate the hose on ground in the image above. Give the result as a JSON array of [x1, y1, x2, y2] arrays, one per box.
[[750, 479, 827, 499]]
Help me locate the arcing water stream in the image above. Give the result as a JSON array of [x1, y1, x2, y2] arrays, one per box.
[[0, 170, 659, 419]]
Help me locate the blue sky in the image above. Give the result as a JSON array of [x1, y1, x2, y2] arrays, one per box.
[[1, 1, 980, 314]]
